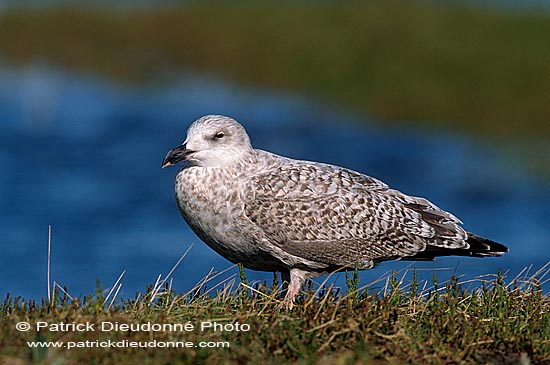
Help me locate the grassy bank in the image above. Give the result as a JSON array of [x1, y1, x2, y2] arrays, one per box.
[[1, 2, 550, 138], [1, 268, 549, 364]]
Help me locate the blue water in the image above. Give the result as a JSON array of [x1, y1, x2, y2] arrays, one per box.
[[1, 63, 548, 300]]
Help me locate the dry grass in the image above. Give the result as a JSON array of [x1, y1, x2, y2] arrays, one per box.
[[1, 262, 549, 364]]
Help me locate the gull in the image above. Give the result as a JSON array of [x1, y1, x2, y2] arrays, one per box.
[[162, 115, 508, 308]]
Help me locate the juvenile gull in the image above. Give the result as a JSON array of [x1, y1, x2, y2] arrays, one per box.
[[162, 115, 508, 307]]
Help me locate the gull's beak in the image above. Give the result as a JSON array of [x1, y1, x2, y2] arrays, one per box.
[[162, 143, 195, 169]]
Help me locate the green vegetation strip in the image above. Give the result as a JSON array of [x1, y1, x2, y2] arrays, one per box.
[[1, 2, 550, 137], [1, 269, 549, 364]]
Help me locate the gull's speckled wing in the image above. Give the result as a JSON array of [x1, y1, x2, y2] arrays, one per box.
[[244, 156, 468, 270]]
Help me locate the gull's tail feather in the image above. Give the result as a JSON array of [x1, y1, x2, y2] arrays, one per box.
[[404, 232, 509, 261]]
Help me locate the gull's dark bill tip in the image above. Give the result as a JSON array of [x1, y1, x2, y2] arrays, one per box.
[[162, 144, 193, 169]]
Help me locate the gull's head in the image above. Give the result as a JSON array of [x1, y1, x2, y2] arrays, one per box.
[[162, 115, 253, 168]]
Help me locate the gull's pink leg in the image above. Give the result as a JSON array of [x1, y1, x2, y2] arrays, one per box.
[[283, 269, 307, 310]]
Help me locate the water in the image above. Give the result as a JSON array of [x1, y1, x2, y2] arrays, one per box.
[[1, 63, 548, 300]]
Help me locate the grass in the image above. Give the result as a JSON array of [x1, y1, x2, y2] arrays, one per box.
[[1, 263, 549, 364], [0, 1, 550, 139]]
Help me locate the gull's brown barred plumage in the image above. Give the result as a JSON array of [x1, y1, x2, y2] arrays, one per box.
[[162, 115, 508, 308]]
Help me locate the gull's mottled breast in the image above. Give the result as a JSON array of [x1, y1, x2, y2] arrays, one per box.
[[173, 153, 290, 270]]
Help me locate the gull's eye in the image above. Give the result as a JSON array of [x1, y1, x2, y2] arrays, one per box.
[[214, 132, 225, 139]]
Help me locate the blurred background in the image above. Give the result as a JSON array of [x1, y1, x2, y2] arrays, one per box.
[[0, 1, 548, 300]]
